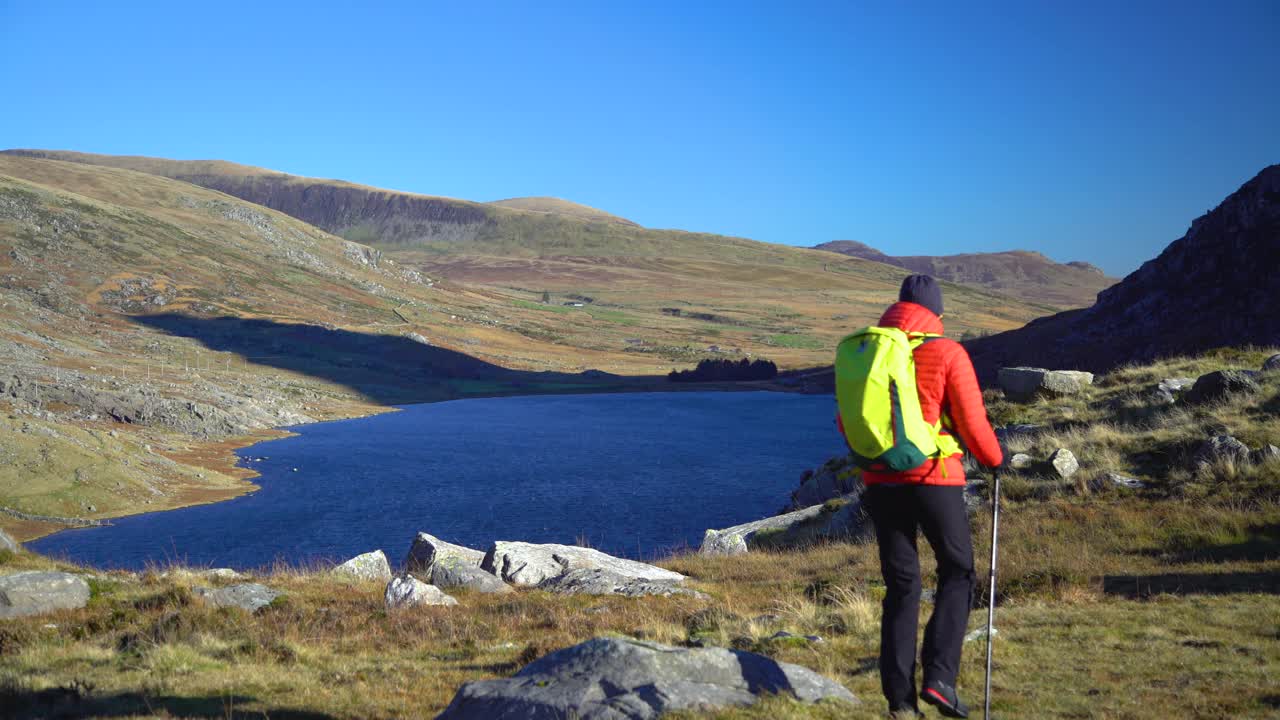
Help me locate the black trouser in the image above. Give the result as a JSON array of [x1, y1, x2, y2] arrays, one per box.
[[865, 484, 975, 712]]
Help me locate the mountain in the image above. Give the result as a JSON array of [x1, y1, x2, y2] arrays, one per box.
[[965, 164, 1280, 378], [812, 240, 1116, 309]]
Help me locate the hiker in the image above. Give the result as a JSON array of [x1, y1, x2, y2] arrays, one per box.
[[837, 275, 1003, 718]]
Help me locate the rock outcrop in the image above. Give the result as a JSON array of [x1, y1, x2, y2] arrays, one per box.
[[538, 568, 705, 599], [435, 637, 857, 719], [385, 574, 458, 608], [0, 571, 91, 619], [788, 455, 862, 510], [966, 164, 1280, 377], [700, 497, 869, 556], [481, 542, 685, 588], [1196, 435, 1252, 466], [194, 584, 281, 612], [406, 532, 510, 594], [998, 368, 1094, 400], [334, 550, 393, 582]]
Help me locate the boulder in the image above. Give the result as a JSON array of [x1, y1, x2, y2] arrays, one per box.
[[1253, 444, 1280, 463], [385, 574, 457, 608], [998, 368, 1094, 400], [788, 455, 862, 510], [1049, 449, 1079, 479], [432, 561, 512, 594], [1009, 453, 1034, 470], [482, 542, 685, 587], [1150, 377, 1195, 405], [406, 532, 510, 593], [194, 583, 281, 612], [1184, 370, 1260, 405], [405, 531, 486, 573], [1262, 354, 1280, 373], [435, 637, 857, 720], [538, 568, 707, 599], [0, 572, 91, 619], [334, 550, 393, 582], [700, 496, 869, 556], [0, 528, 19, 554], [1196, 435, 1251, 466]]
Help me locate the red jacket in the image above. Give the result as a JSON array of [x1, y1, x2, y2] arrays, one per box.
[[849, 301, 1003, 486]]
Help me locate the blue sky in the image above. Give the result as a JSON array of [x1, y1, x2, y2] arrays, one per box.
[[2, 1, 1276, 275]]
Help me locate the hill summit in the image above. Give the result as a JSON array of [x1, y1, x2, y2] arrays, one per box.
[[486, 196, 638, 226]]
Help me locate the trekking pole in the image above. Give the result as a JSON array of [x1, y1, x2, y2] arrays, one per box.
[[984, 468, 1001, 719]]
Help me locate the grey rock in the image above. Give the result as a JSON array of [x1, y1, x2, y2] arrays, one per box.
[[700, 495, 869, 556], [998, 367, 1094, 400], [406, 531, 486, 573], [435, 636, 857, 720], [0, 571, 91, 619], [1185, 370, 1261, 405], [482, 542, 685, 587], [1151, 377, 1195, 404], [1049, 449, 1079, 479], [1262, 354, 1280, 373], [385, 574, 458, 608], [1253, 444, 1280, 463], [788, 455, 862, 509], [1196, 435, 1251, 466], [1104, 473, 1146, 489], [194, 583, 280, 612], [432, 560, 512, 594], [334, 550, 393, 582], [538, 568, 707, 599], [405, 532, 508, 591], [0, 528, 19, 553], [1009, 453, 1034, 470]]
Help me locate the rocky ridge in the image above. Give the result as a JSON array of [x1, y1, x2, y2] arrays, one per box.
[[966, 165, 1280, 377]]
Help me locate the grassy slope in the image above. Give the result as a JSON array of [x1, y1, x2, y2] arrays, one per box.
[[1, 350, 1277, 719]]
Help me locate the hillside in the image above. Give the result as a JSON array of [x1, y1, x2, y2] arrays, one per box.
[[0, 155, 1063, 537], [487, 196, 638, 226], [965, 164, 1280, 378], [812, 240, 1115, 309], [0, 150, 1060, 357]]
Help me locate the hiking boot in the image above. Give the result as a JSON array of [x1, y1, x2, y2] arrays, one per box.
[[921, 681, 969, 718]]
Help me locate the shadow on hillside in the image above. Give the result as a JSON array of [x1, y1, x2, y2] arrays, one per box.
[[1102, 571, 1280, 598], [0, 687, 337, 720], [1135, 522, 1280, 564], [129, 313, 652, 405]]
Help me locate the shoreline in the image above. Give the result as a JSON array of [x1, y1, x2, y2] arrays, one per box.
[[10, 380, 817, 545]]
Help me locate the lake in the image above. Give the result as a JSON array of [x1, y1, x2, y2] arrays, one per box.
[[29, 391, 844, 570]]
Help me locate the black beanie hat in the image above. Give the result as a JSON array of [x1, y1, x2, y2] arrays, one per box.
[[899, 274, 944, 317]]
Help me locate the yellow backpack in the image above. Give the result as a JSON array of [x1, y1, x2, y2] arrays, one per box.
[[835, 327, 961, 472]]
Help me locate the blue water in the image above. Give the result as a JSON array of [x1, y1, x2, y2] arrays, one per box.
[[29, 392, 843, 570]]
